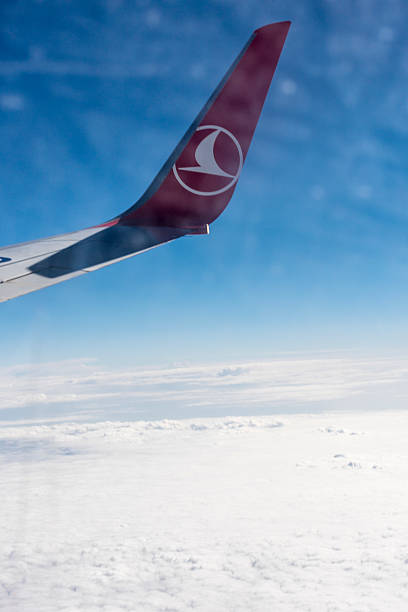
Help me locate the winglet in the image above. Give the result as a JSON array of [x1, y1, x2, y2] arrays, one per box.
[[116, 21, 291, 230]]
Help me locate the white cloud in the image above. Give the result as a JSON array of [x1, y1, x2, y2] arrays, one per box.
[[281, 79, 297, 95], [1, 354, 408, 422], [0, 59, 162, 79], [1, 410, 408, 610], [311, 185, 326, 200], [0, 93, 25, 111], [378, 26, 395, 43], [216, 366, 248, 377], [355, 184, 373, 199], [145, 8, 161, 28]]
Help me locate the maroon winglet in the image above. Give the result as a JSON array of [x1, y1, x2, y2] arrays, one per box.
[[118, 21, 291, 229]]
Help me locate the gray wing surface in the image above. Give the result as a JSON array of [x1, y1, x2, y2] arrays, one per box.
[[0, 225, 186, 303]]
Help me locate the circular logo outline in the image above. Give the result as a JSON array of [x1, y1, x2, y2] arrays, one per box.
[[172, 125, 243, 197]]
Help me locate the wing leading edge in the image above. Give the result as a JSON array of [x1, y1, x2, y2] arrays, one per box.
[[0, 21, 290, 303]]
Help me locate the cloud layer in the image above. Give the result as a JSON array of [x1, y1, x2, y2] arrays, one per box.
[[1, 354, 408, 423], [1, 411, 408, 610]]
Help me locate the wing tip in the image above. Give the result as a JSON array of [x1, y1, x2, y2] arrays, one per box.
[[254, 21, 292, 36]]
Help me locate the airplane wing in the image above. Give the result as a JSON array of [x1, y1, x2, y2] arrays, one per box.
[[0, 21, 290, 303]]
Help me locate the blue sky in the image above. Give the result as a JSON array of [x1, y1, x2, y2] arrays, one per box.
[[2, 0, 408, 372]]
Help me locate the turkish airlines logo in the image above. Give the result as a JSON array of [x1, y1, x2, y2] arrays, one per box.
[[173, 125, 243, 196]]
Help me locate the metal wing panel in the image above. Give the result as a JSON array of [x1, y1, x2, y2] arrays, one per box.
[[0, 225, 186, 302], [0, 228, 104, 283], [0, 268, 87, 302]]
